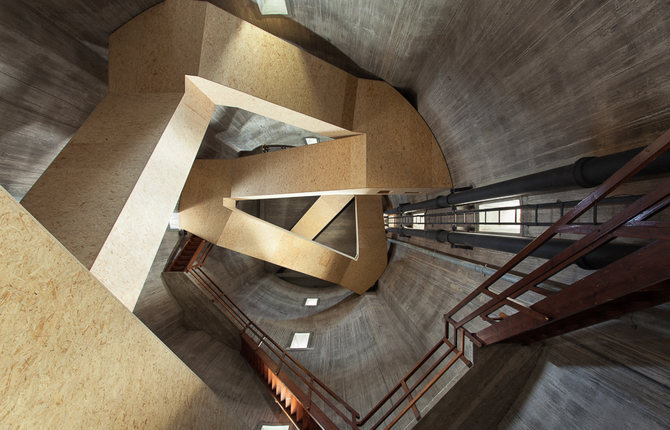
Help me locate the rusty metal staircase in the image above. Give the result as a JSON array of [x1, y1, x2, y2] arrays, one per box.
[[444, 128, 670, 347], [167, 234, 209, 272], [166, 126, 670, 430], [169, 240, 471, 429], [240, 332, 323, 430]]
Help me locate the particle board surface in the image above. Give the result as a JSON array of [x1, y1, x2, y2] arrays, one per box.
[[22, 0, 448, 311], [291, 195, 354, 240], [181, 161, 387, 294], [0, 186, 249, 430], [21, 93, 185, 269]]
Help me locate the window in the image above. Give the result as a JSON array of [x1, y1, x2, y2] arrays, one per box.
[[412, 211, 425, 230], [256, 0, 288, 15], [289, 332, 312, 349], [478, 199, 521, 234], [169, 213, 180, 229]]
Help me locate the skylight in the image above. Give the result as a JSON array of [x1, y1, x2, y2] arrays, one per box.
[[256, 0, 288, 15], [169, 212, 180, 229], [289, 332, 311, 349]]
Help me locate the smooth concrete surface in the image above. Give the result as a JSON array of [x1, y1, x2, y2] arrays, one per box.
[[159, 325, 288, 429], [133, 226, 184, 341], [2, 1, 670, 429], [0, 186, 248, 430], [313, 199, 358, 257], [499, 319, 670, 430], [134, 239, 281, 430], [196, 267, 431, 430], [163, 271, 241, 350]]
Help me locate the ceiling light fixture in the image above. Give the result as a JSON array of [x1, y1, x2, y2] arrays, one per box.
[[304, 137, 319, 145]]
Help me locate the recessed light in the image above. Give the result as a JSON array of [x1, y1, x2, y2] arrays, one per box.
[[305, 298, 318, 306], [304, 137, 319, 145], [260, 426, 290, 430]]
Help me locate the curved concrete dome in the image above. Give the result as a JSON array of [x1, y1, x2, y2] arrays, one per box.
[[2, 1, 670, 429]]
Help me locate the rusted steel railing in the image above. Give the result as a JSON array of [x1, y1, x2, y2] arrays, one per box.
[[355, 328, 471, 430], [179, 241, 472, 429], [444, 128, 670, 345], [170, 128, 670, 428], [186, 255, 360, 429]]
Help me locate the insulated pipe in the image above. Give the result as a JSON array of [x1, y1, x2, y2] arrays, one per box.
[[385, 146, 670, 214], [387, 238, 560, 292], [385, 228, 640, 270]]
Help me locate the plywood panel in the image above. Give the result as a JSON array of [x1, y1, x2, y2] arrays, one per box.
[[181, 161, 387, 294], [23, 82, 215, 310], [229, 135, 367, 198], [21, 93, 184, 268], [291, 195, 353, 239], [0, 185, 248, 430], [200, 2, 358, 131]]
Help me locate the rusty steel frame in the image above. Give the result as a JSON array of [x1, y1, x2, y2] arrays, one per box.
[[443, 127, 670, 345], [176, 239, 472, 429], [188, 265, 359, 429], [176, 127, 670, 427]]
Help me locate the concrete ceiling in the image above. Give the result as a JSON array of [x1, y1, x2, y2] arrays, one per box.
[[2, 0, 670, 202], [197, 106, 332, 159]]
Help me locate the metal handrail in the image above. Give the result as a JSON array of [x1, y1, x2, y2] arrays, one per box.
[[170, 128, 670, 428], [387, 194, 643, 228], [185, 251, 360, 428], [444, 128, 670, 341], [193, 267, 359, 422], [356, 329, 471, 430], [179, 241, 472, 429]]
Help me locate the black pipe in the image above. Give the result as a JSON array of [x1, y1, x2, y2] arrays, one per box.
[[386, 228, 639, 270], [385, 146, 670, 214]]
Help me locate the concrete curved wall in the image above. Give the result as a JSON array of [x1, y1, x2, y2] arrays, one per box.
[[2, 0, 670, 428]]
